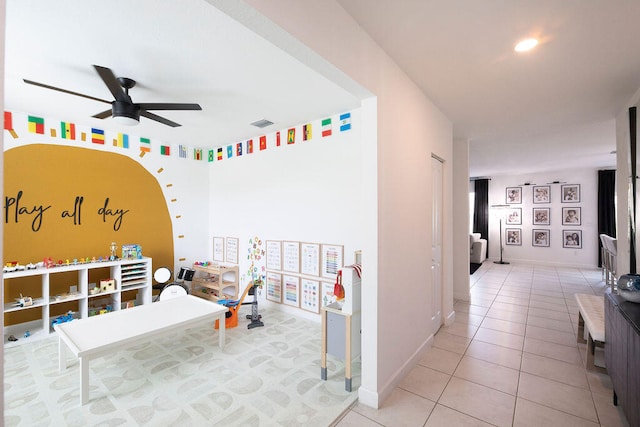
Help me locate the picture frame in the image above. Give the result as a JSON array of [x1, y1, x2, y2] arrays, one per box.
[[321, 281, 338, 308], [212, 236, 225, 262], [505, 208, 522, 225], [266, 272, 282, 303], [225, 237, 239, 264], [563, 230, 582, 248], [300, 278, 320, 313], [532, 207, 550, 225], [532, 229, 550, 247], [282, 241, 300, 273], [300, 242, 321, 276], [562, 207, 581, 225], [506, 187, 522, 204], [321, 244, 344, 279], [533, 185, 550, 204], [282, 275, 300, 307], [265, 240, 282, 271], [561, 184, 580, 203], [505, 228, 522, 245]]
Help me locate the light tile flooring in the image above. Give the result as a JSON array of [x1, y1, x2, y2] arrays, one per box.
[[334, 262, 630, 427]]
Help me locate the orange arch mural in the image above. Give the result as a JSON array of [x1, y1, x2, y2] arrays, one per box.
[[4, 144, 174, 323]]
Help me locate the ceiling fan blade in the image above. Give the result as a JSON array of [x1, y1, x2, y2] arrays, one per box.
[[23, 79, 111, 104], [140, 110, 181, 127], [137, 103, 202, 111], [92, 109, 113, 119], [93, 65, 131, 103]]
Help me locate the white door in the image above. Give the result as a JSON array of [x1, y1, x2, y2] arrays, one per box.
[[431, 155, 444, 332]]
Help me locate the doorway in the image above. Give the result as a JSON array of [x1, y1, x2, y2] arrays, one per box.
[[431, 155, 444, 333]]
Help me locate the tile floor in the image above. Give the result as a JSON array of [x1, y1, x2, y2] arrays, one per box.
[[334, 262, 630, 427]]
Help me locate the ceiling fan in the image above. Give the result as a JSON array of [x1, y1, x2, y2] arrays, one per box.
[[23, 65, 202, 127]]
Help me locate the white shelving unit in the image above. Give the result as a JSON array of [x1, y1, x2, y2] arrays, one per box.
[[3, 257, 152, 346]]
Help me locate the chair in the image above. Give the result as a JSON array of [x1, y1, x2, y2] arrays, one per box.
[[470, 233, 487, 264], [600, 234, 617, 292]]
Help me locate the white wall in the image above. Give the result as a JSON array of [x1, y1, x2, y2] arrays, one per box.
[[488, 169, 601, 268], [453, 138, 470, 302], [206, 110, 364, 321], [219, 0, 454, 408]]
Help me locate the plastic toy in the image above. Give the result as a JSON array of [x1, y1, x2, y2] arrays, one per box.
[[26, 263, 37, 270], [23, 330, 30, 338], [52, 311, 75, 326], [15, 294, 33, 307]]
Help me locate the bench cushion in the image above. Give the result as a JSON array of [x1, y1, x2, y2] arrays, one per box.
[[575, 293, 605, 342]]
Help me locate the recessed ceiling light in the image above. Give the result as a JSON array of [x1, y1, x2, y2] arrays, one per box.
[[514, 38, 538, 52]]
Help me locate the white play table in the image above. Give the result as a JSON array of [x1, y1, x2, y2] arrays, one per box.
[[54, 295, 228, 405]]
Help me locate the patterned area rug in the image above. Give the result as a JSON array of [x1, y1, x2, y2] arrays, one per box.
[[4, 307, 360, 426]]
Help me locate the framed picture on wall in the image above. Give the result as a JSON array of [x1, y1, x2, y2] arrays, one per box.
[[532, 229, 550, 247], [265, 240, 282, 271], [505, 228, 521, 245], [225, 237, 239, 264], [533, 185, 550, 203], [321, 281, 338, 308], [282, 241, 300, 273], [300, 278, 320, 313], [321, 244, 344, 279], [282, 275, 300, 307], [563, 230, 582, 248], [506, 187, 522, 204], [562, 207, 581, 225], [561, 184, 580, 203], [505, 208, 522, 225], [533, 207, 550, 225], [213, 236, 225, 262], [266, 272, 282, 303], [300, 242, 321, 276]]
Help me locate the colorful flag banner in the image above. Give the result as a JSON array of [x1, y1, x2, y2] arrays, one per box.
[[4, 111, 17, 138], [140, 137, 151, 153], [227, 145, 233, 158], [303, 124, 312, 141], [276, 131, 281, 147], [287, 128, 295, 144], [194, 148, 202, 160], [28, 115, 45, 134], [91, 128, 105, 144], [116, 133, 129, 148], [60, 121, 76, 140], [160, 145, 171, 156], [236, 142, 243, 156], [340, 112, 351, 131], [179, 144, 187, 158], [260, 135, 267, 151], [322, 118, 332, 137], [247, 139, 254, 154], [208, 149, 214, 162], [50, 128, 57, 138], [217, 147, 223, 160]]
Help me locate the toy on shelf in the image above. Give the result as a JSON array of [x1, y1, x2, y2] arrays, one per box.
[[109, 242, 119, 261], [121, 244, 142, 260], [3, 262, 25, 273], [52, 311, 75, 326], [15, 294, 33, 307]]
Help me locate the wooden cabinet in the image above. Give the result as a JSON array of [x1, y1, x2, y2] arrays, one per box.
[[605, 292, 640, 426], [3, 257, 152, 346], [191, 264, 239, 302]]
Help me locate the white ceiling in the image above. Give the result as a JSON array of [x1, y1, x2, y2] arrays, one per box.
[[4, 0, 361, 147], [6, 1, 640, 179], [337, 0, 640, 177]]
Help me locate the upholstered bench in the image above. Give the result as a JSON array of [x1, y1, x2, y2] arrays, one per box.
[[574, 293, 606, 373]]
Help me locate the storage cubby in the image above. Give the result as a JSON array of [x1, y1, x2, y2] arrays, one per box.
[[191, 264, 239, 303], [3, 257, 152, 346]]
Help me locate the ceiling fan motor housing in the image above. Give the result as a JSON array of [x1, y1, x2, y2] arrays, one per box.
[[112, 100, 140, 121]]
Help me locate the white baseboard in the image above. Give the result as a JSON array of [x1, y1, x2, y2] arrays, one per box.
[[358, 333, 434, 409]]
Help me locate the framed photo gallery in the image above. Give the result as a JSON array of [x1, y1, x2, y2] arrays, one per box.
[[264, 240, 344, 313], [500, 184, 584, 249]]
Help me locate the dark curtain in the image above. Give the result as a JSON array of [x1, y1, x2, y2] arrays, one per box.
[[597, 169, 616, 267], [473, 179, 489, 256]]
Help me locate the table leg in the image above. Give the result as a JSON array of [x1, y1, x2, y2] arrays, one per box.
[[321, 309, 327, 381], [345, 315, 352, 392], [58, 335, 67, 371], [80, 357, 90, 405], [218, 313, 225, 349]]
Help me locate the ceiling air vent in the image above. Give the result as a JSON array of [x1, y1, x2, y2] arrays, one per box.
[[250, 119, 274, 128]]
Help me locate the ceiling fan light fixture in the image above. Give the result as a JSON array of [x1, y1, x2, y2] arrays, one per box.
[[112, 101, 140, 126], [514, 38, 538, 52]]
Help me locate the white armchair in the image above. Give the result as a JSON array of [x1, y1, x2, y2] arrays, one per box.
[[470, 233, 487, 264]]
